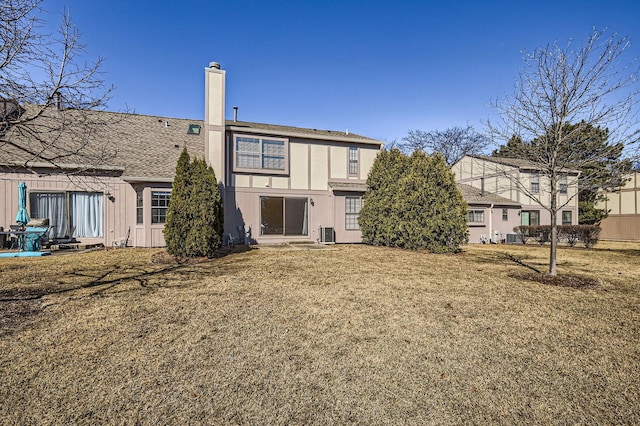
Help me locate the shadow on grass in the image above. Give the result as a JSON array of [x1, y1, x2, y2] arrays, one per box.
[[0, 246, 253, 335]]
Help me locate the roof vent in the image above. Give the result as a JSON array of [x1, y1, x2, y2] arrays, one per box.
[[209, 62, 221, 69]]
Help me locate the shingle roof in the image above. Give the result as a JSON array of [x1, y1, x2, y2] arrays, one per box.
[[226, 120, 382, 146], [2, 106, 205, 180], [457, 183, 520, 206], [468, 155, 579, 174], [2, 107, 382, 180]]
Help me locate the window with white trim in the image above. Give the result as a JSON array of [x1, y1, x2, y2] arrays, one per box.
[[468, 210, 485, 223], [530, 172, 540, 193], [348, 147, 358, 175], [136, 189, 144, 224], [151, 191, 170, 224], [559, 174, 568, 194], [234, 135, 287, 173], [345, 196, 363, 230]]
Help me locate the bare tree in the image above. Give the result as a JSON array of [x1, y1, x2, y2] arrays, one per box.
[[1, 0, 117, 174], [401, 125, 489, 165], [488, 28, 639, 275]]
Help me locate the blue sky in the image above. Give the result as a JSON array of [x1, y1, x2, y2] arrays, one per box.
[[43, 0, 640, 145]]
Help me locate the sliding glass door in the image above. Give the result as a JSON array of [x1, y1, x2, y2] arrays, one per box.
[[30, 191, 103, 238]]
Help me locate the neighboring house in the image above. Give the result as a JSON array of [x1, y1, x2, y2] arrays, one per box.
[[452, 155, 579, 243], [457, 183, 521, 243], [1, 109, 205, 248], [596, 171, 640, 241], [204, 62, 382, 244], [0, 62, 383, 247]]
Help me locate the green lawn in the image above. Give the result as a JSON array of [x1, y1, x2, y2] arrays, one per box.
[[1, 242, 639, 424]]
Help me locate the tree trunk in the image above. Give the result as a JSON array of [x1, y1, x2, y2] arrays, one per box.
[[549, 210, 558, 276]]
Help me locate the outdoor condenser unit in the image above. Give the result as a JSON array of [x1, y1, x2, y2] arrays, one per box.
[[319, 227, 335, 244]]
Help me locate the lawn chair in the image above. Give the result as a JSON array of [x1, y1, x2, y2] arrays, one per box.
[[112, 226, 130, 248]]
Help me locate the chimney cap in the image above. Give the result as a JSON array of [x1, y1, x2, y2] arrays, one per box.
[[209, 62, 221, 69]]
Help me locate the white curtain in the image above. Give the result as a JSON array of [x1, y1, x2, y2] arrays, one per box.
[[70, 192, 103, 238], [30, 193, 67, 238]]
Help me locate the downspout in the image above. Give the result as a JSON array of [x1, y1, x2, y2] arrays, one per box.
[[489, 203, 494, 242]]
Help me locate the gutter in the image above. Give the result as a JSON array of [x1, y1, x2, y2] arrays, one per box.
[[226, 125, 383, 146]]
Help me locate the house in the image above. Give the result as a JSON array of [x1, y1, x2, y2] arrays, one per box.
[[457, 183, 521, 243], [452, 155, 579, 243], [203, 62, 382, 244], [0, 62, 383, 247], [596, 171, 640, 241], [1, 108, 205, 248]]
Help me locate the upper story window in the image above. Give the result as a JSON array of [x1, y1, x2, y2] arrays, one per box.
[[559, 174, 568, 194], [348, 147, 358, 175], [530, 172, 540, 193], [234, 135, 288, 175]]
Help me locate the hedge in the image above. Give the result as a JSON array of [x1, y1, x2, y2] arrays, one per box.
[[513, 225, 601, 248]]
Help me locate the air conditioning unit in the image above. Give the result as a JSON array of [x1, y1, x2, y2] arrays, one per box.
[[506, 233, 521, 244], [319, 227, 335, 244]]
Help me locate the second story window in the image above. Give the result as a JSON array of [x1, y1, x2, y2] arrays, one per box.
[[559, 175, 568, 194], [234, 135, 288, 174], [530, 172, 540, 193], [349, 147, 358, 175]]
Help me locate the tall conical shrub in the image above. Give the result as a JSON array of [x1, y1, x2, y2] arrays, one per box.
[[164, 148, 192, 256], [164, 150, 224, 257]]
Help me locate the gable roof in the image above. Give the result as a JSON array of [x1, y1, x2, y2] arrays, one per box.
[[1, 106, 205, 180], [3, 106, 382, 180], [226, 120, 382, 146], [467, 155, 580, 174], [457, 183, 521, 206]]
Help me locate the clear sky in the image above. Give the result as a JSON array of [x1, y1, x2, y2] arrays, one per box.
[[43, 0, 640, 146]]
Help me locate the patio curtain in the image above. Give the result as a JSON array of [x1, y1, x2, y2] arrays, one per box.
[[70, 192, 103, 238], [30, 193, 67, 238]]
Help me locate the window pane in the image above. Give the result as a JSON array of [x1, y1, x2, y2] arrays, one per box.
[[345, 196, 363, 230], [151, 191, 170, 224], [262, 140, 285, 170], [502, 208, 508, 221], [70, 192, 103, 238], [468, 210, 484, 223], [30, 192, 67, 238], [284, 198, 308, 236], [349, 147, 358, 175], [530, 211, 540, 226], [236, 137, 261, 169], [562, 210, 572, 225], [136, 189, 143, 224], [261, 197, 284, 235]]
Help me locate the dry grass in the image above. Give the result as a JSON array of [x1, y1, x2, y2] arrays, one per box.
[[1, 242, 639, 424]]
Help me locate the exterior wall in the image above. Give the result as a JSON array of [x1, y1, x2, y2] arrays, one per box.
[[467, 204, 521, 244], [454, 156, 579, 227], [0, 171, 130, 247], [598, 172, 640, 241], [223, 136, 379, 244]]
